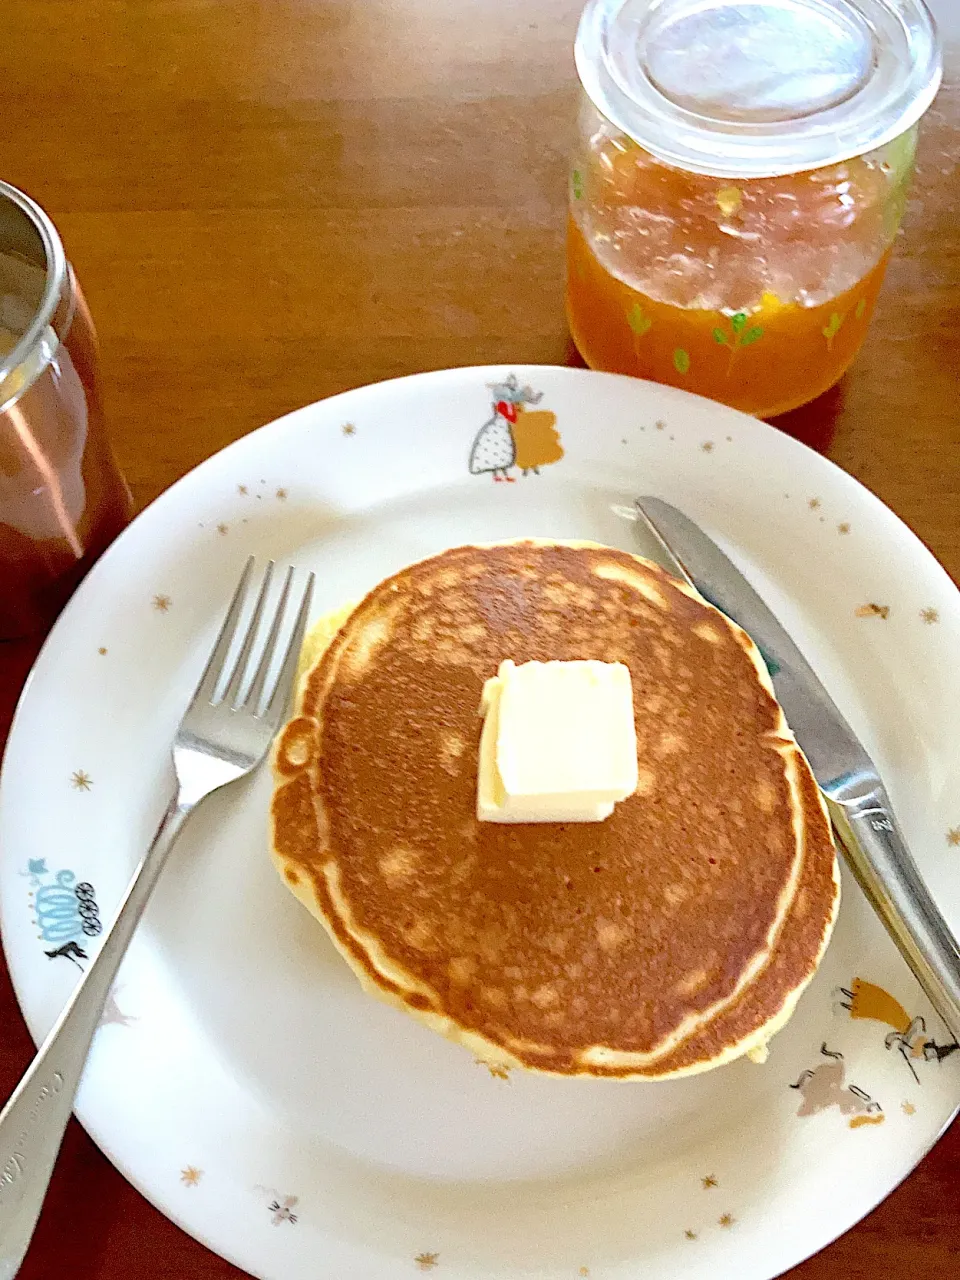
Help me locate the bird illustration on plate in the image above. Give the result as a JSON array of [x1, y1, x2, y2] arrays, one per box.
[[469, 374, 563, 482]]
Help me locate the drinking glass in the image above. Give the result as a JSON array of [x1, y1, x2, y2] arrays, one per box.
[[0, 180, 132, 639]]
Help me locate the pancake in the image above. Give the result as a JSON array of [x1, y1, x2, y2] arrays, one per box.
[[271, 541, 839, 1079]]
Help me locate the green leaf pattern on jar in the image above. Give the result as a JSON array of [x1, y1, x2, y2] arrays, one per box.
[[713, 312, 764, 373], [822, 311, 845, 350], [627, 303, 653, 337]]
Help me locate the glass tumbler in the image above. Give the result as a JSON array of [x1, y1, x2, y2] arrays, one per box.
[[0, 180, 132, 639], [567, 0, 942, 418]]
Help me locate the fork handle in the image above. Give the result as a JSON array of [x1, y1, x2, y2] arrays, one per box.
[[0, 790, 192, 1280]]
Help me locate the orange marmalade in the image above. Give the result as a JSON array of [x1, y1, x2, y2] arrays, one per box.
[[567, 130, 912, 418], [569, 0, 940, 418]]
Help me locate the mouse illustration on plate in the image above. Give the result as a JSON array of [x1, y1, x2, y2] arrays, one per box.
[[790, 1043, 884, 1127]]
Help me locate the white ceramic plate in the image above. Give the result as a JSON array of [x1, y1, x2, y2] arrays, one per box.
[[2, 367, 959, 1280]]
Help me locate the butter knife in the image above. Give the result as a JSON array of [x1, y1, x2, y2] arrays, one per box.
[[634, 495, 960, 1040]]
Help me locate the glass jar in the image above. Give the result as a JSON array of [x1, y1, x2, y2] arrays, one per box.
[[567, 0, 942, 418], [0, 181, 133, 639]]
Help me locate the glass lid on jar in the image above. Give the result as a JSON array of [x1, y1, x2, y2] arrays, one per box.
[[575, 0, 942, 177]]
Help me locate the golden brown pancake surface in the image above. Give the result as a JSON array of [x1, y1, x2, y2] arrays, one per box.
[[271, 541, 838, 1078]]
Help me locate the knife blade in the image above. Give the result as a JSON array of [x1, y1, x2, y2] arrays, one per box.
[[635, 495, 960, 1040]]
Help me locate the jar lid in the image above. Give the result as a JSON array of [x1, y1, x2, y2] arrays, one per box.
[[575, 0, 942, 177]]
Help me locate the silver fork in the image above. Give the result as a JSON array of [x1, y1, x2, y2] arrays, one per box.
[[0, 557, 313, 1280]]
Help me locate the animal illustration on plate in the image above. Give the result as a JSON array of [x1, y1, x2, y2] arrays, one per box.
[[835, 978, 959, 1083], [44, 940, 88, 970], [790, 1043, 884, 1127], [255, 1185, 300, 1225], [469, 374, 563, 481], [268, 1196, 298, 1226]]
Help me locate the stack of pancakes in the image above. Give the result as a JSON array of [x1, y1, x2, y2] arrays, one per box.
[[271, 541, 839, 1079]]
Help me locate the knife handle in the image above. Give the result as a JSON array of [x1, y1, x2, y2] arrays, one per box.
[[829, 784, 960, 1042]]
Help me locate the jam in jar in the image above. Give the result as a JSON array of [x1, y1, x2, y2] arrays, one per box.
[[568, 0, 942, 417]]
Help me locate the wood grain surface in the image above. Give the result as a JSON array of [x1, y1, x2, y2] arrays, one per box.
[[0, 1, 958, 1275]]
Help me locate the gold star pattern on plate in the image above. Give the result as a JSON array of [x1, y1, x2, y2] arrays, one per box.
[[808, 497, 821, 510], [415, 1253, 439, 1271], [921, 607, 939, 624], [838, 522, 851, 535], [180, 1166, 202, 1186], [579, 1269, 590, 1277], [902, 1101, 917, 1116], [855, 603, 890, 620], [217, 522, 229, 535], [70, 771, 93, 791], [947, 828, 960, 848], [701, 441, 714, 453], [655, 419, 666, 431], [342, 422, 356, 436], [702, 1174, 718, 1189], [238, 484, 248, 495], [276, 488, 288, 501], [98, 647, 107, 655], [684, 1230, 698, 1241], [153, 594, 172, 612], [719, 1213, 735, 1229]]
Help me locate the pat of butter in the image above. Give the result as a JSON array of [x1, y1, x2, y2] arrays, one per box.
[[477, 659, 638, 823]]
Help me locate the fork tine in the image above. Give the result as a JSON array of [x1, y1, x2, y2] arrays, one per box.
[[223, 561, 274, 707], [194, 556, 255, 704], [264, 572, 315, 723], [244, 565, 295, 712]]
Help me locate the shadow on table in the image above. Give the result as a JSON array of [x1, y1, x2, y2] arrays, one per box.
[[768, 380, 843, 454], [564, 338, 842, 455], [0, 637, 42, 742]]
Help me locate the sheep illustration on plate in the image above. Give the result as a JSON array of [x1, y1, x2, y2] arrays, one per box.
[[469, 374, 564, 482]]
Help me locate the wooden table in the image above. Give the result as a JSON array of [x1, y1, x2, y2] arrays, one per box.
[[1, 1, 958, 1275]]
